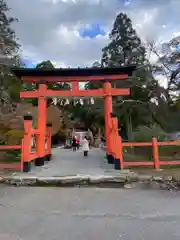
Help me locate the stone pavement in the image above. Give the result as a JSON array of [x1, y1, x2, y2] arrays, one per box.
[[21, 147, 122, 177], [1, 187, 180, 239], [0, 147, 139, 186], [1, 147, 180, 190]]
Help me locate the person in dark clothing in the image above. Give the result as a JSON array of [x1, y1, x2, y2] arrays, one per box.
[[76, 138, 80, 150], [72, 136, 77, 152]]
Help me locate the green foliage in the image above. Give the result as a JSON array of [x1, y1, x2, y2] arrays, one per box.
[[0, 0, 21, 102], [147, 36, 180, 132], [36, 60, 54, 69], [7, 83, 21, 101], [85, 12, 159, 139], [0, 0, 20, 56], [1, 3, 179, 144], [22, 60, 71, 106], [5, 130, 24, 138], [133, 125, 166, 142], [159, 145, 180, 157], [101, 13, 145, 67], [4, 150, 20, 163], [35, 60, 70, 90]]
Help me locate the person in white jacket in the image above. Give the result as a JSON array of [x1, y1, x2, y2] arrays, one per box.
[[82, 136, 90, 157]]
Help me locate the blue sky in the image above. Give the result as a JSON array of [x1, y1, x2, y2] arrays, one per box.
[[22, 22, 106, 67], [79, 23, 106, 39], [22, 58, 36, 68], [22, 22, 107, 67]]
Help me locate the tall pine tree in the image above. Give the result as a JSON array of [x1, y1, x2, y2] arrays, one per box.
[[101, 13, 145, 67], [101, 13, 157, 140], [0, 0, 20, 58]]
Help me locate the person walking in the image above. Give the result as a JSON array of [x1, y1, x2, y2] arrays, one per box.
[[76, 138, 80, 150], [72, 136, 77, 152], [82, 136, 90, 157]]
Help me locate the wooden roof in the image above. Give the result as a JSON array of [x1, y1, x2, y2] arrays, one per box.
[[11, 65, 136, 78]]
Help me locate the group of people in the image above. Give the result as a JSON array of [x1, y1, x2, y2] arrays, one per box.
[[71, 135, 90, 157], [71, 136, 80, 152]]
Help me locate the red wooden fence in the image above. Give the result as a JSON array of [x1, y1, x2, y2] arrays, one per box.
[[0, 145, 21, 170], [118, 137, 180, 169], [0, 116, 52, 172], [110, 115, 180, 170]]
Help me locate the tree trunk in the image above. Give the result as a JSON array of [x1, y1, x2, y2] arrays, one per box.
[[126, 109, 133, 141]]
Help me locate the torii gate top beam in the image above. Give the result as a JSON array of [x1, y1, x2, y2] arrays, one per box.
[[11, 65, 136, 83]]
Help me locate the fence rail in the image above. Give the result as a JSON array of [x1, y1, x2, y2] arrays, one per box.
[[123, 142, 152, 147], [0, 144, 21, 171], [0, 163, 21, 170], [0, 145, 21, 150], [119, 137, 180, 169], [0, 117, 52, 172], [110, 116, 180, 170]]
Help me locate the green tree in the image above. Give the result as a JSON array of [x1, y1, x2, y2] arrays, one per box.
[[85, 61, 102, 90], [101, 13, 145, 68], [147, 36, 180, 101], [146, 37, 180, 132], [0, 0, 22, 112], [86, 13, 172, 139], [36, 60, 70, 90], [23, 60, 71, 105], [36, 60, 54, 69], [100, 13, 156, 139]]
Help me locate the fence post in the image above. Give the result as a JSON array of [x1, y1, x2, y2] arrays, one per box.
[[45, 123, 52, 161], [152, 137, 160, 169], [114, 135, 124, 170], [21, 115, 33, 172]]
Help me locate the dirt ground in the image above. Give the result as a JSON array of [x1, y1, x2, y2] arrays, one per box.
[[132, 166, 180, 178]]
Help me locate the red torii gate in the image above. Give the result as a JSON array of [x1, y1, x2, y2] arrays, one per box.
[[12, 66, 135, 172]]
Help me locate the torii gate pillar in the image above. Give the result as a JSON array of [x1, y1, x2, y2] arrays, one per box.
[[104, 80, 113, 162], [35, 83, 47, 166]]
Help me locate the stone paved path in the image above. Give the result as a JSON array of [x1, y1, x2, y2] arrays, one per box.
[[19, 147, 121, 177], [0, 186, 180, 239]]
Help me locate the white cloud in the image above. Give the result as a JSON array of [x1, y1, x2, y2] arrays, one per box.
[[130, 8, 159, 40], [154, 74, 168, 89], [6, 0, 180, 68]]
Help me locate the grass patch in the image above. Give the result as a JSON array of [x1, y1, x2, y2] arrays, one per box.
[[123, 145, 180, 162], [0, 150, 20, 163]]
